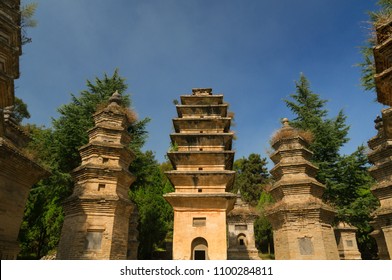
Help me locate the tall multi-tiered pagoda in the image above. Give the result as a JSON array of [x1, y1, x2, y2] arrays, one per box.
[[164, 88, 236, 260], [0, 0, 48, 259], [265, 118, 339, 260], [368, 112, 392, 260], [57, 92, 138, 260], [367, 16, 392, 260]]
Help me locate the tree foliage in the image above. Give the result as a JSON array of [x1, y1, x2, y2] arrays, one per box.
[[232, 153, 273, 254], [284, 74, 378, 259], [285, 74, 350, 165], [129, 152, 174, 259], [13, 96, 31, 123], [233, 153, 270, 205], [21, 2, 38, 45]]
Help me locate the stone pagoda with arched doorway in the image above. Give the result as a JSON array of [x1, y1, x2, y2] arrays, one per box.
[[227, 191, 261, 259], [164, 88, 236, 260]]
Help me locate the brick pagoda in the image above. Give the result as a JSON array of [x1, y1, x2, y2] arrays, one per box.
[[56, 92, 138, 260], [265, 119, 339, 260], [164, 88, 236, 260]]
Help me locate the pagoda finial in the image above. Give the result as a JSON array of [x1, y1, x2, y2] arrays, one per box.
[[109, 90, 122, 106], [192, 88, 212, 96], [281, 118, 289, 127]]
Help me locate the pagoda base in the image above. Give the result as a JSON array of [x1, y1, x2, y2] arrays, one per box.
[[0, 137, 48, 260], [370, 211, 392, 260], [57, 196, 136, 260], [164, 192, 236, 260], [227, 248, 261, 260], [266, 203, 339, 260]]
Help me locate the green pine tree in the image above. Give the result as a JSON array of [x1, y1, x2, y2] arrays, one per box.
[[233, 153, 270, 205], [284, 74, 378, 259]]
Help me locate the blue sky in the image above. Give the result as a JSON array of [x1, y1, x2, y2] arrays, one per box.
[[16, 0, 384, 165]]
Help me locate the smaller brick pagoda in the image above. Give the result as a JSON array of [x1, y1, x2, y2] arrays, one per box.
[[56, 92, 138, 260], [227, 191, 260, 260], [265, 118, 339, 260]]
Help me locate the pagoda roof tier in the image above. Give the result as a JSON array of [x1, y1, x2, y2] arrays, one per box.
[[167, 151, 235, 170], [368, 142, 392, 163], [375, 19, 392, 45], [63, 196, 135, 216], [87, 125, 132, 146], [165, 170, 235, 192], [173, 118, 231, 133], [269, 147, 313, 165], [265, 200, 336, 224], [374, 19, 392, 106], [368, 134, 388, 150], [268, 178, 326, 201], [371, 182, 392, 203], [79, 142, 135, 167], [374, 35, 392, 74], [372, 206, 392, 219], [163, 192, 236, 212], [270, 161, 319, 180], [271, 136, 310, 151], [0, 1, 20, 23], [72, 164, 135, 186], [176, 104, 228, 118], [369, 159, 392, 182], [92, 108, 131, 128], [180, 95, 224, 105], [375, 67, 392, 106], [170, 133, 233, 150], [227, 192, 259, 221]]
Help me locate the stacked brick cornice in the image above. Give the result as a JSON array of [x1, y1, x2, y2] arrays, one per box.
[[374, 19, 392, 106], [0, 0, 21, 108]]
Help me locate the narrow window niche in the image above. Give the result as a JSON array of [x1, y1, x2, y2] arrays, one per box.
[[235, 225, 248, 231], [193, 217, 206, 227], [98, 183, 106, 191]]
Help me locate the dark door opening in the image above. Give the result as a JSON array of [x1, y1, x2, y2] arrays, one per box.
[[194, 250, 206, 260]]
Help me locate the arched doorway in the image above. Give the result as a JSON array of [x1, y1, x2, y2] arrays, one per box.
[[237, 233, 247, 247], [191, 237, 208, 260]]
